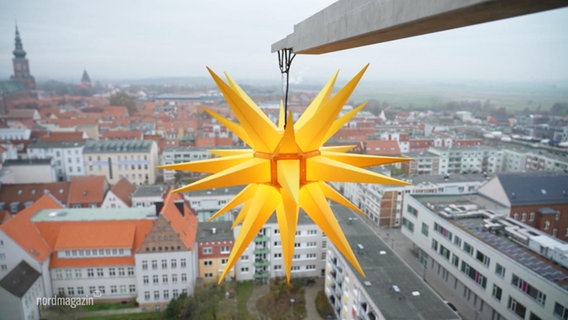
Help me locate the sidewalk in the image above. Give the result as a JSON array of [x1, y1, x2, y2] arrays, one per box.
[[362, 216, 477, 320], [304, 278, 324, 320]]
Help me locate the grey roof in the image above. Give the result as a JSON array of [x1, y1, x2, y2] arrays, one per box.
[[409, 173, 490, 185], [0, 261, 41, 298], [133, 184, 166, 198], [185, 186, 244, 197], [497, 172, 568, 205], [332, 205, 459, 320], [29, 141, 85, 149], [197, 221, 234, 242], [4, 158, 52, 166], [83, 140, 154, 153]]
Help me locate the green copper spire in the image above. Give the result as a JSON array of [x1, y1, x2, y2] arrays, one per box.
[[13, 25, 27, 59]]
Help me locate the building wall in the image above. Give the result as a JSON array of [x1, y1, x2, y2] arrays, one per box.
[[51, 265, 136, 300], [197, 239, 234, 282], [84, 143, 158, 185], [134, 251, 197, 311], [4, 163, 56, 183], [510, 204, 568, 242], [0, 272, 43, 320], [100, 191, 129, 209], [402, 195, 568, 320], [27, 145, 85, 181]]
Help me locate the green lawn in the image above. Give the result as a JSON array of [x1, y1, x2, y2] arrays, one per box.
[[236, 281, 254, 319], [84, 300, 137, 312], [82, 311, 162, 320]]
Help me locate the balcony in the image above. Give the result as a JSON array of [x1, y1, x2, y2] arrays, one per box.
[[255, 235, 270, 242], [253, 271, 270, 279], [254, 260, 270, 268], [254, 248, 269, 255]]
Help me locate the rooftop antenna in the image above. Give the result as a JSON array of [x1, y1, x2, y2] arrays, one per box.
[[277, 48, 296, 128]]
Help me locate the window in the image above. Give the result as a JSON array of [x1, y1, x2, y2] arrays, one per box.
[[274, 241, 281, 247], [162, 274, 168, 284], [512, 274, 547, 306], [143, 275, 149, 285], [111, 285, 117, 294], [204, 273, 214, 278], [153, 275, 159, 284], [98, 286, 105, 294], [529, 212, 535, 222], [433, 222, 452, 241], [142, 260, 148, 270], [173, 289, 179, 298], [181, 259, 187, 268], [221, 246, 230, 253], [129, 285, 136, 293], [274, 265, 282, 270], [163, 290, 170, 300], [221, 259, 228, 265], [162, 260, 167, 269], [460, 261, 487, 288], [307, 253, 317, 259], [67, 287, 75, 296], [203, 247, 212, 254], [439, 245, 450, 260], [463, 242, 474, 256], [508, 297, 527, 319], [241, 255, 249, 261], [144, 291, 150, 301], [154, 290, 160, 300], [152, 260, 157, 269], [241, 267, 249, 273], [204, 260, 213, 266], [128, 267, 134, 276], [109, 268, 116, 277], [495, 263, 505, 278], [554, 302, 568, 320], [97, 268, 103, 277], [431, 239, 438, 251], [118, 268, 125, 277], [451, 254, 459, 267], [171, 259, 177, 268], [421, 223, 429, 236], [407, 205, 418, 217], [492, 284, 502, 301], [402, 217, 414, 232], [476, 250, 490, 267], [89, 286, 96, 294], [181, 273, 187, 282], [77, 287, 84, 295]]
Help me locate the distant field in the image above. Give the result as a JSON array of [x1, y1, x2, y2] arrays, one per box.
[[349, 80, 568, 111]]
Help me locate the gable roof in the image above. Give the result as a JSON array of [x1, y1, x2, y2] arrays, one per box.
[[0, 260, 41, 298], [68, 175, 107, 206], [160, 192, 198, 250], [0, 182, 70, 213], [54, 222, 136, 250], [495, 172, 568, 206], [0, 194, 62, 262], [109, 178, 135, 207]]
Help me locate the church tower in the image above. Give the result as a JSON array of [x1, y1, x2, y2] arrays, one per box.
[[11, 25, 36, 90]]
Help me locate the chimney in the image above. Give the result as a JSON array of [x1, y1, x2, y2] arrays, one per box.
[[211, 227, 217, 234], [154, 201, 164, 216], [174, 199, 185, 216]]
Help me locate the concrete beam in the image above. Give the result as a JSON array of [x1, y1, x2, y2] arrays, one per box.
[[272, 0, 568, 54]]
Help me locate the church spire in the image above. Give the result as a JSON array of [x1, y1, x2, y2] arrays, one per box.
[[13, 25, 27, 59]]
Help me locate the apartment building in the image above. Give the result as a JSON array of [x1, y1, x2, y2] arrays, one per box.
[[196, 221, 235, 283], [186, 186, 242, 222], [325, 204, 458, 320], [83, 140, 159, 185], [27, 141, 85, 181], [234, 212, 327, 281], [341, 174, 487, 228], [0, 191, 198, 317], [429, 146, 503, 175], [161, 147, 212, 183], [478, 172, 568, 242], [401, 193, 568, 320]]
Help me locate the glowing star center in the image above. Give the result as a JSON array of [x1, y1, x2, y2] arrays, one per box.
[[254, 150, 320, 188]]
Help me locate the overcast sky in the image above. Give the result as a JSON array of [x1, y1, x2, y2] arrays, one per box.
[[1, 0, 567, 84]]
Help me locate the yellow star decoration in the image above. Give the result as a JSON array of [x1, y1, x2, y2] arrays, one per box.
[[159, 65, 411, 283]]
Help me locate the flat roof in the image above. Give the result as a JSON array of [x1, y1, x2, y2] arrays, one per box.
[[32, 206, 157, 222], [185, 186, 244, 197], [332, 204, 458, 320], [133, 184, 166, 198], [197, 221, 234, 242]]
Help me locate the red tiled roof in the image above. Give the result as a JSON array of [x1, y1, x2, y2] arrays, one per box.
[[161, 192, 198, 250], [55, 222, 136, 249], [0, 182, 70, 212], [0, 194, 62, 262], [37, 131, 85, 142], [101, 130, 143, 140], [68, 176, 107, 206], [109, 178, 135, 207], [364, 140, 402, 156]]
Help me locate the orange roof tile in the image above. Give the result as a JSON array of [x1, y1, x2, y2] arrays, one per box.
[[68, 175, 107, 206], [0, 194, 62, 262], [54, 222, 136, 250], [50, 255, 134, 268], [110, 178, 135, 207], [161, 192, 198, 250]]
